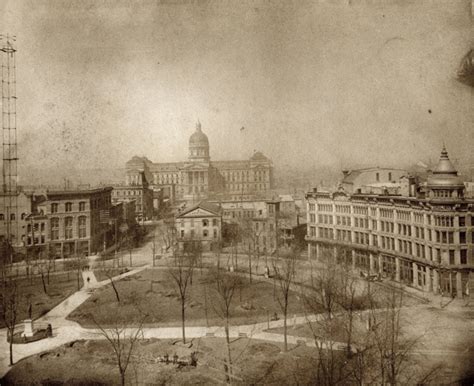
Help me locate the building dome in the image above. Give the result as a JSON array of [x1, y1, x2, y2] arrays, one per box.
[[188, 121, 210, 161], [426, 147, 464, 188], [189, 121, 209, 148], [426, 147, 464, 197]]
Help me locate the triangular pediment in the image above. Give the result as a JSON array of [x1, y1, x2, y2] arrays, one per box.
[[180, 163, 210, 171], [178, 207, 218, 218]]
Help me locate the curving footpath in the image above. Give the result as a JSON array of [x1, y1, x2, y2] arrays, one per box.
[[0, 264, 354, 379]]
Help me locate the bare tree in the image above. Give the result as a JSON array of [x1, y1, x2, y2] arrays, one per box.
[[367, 287, 421, 385], [103, 267, 121, 303], [64, 254, 87, 291], [168, 252, 196, 344], [159, 220, 176, 254], [211, 268, 243, 383], [336, 261, 360, 356], [0, 275, 19, 366], [272, 250, 297, 352], [303, 257, 350, 385], [240, 217, 264, 277], [92, 313, 147, 386]]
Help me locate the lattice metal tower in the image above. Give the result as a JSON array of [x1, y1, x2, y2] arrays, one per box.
[[1, 34, 18, 262]]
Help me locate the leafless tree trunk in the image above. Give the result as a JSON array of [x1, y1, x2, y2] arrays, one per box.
[[211, 268, 243, 383], [168, 252, 196, 344], [368, 287, 420, 385], [303, 255, 350, 385], [92, 313, 147, 386], [272, 250, 297, 352], [105, 269, 121, 303], [0, 275, 19, 366]]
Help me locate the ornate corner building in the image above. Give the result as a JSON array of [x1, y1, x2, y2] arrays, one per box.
[[306, 147, 474, 298], [125, 122, 274, 204]]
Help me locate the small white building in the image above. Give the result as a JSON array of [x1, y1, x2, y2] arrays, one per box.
[[175, 201, 222, 252]]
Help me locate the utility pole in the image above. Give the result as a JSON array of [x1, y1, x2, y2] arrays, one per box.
[[1, 35, 18, 266]]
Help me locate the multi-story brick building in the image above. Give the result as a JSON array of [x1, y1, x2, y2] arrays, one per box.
[[112, 171, 154, 222], [0, 191, 36, 252], [306, 147, 473, 298], [125, 122, 274, 204], [41, 187, 114, 258]]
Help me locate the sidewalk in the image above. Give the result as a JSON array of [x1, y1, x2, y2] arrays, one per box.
[[0, 265, 149, 378]]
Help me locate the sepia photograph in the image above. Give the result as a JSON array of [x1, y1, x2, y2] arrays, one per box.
[[0, 0, 473, 384]]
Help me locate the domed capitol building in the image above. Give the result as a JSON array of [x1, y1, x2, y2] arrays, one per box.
[[124, 122, 274, 203]]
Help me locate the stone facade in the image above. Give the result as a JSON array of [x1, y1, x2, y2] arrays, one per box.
[[175, 201, 222, 252], [306, 148, 474, 298], [112, 171, 154, 222], [125, 122, 273, 203]]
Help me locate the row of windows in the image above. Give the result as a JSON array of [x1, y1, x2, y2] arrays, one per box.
[[381, 221, 394, 233], [223, 210, 256, 219], [27, 223, 45, 233], [353, 206, 368, 215], [335, 205, 351, 214], [50, 216, 87, 240], [433, 189, 457, 198], [154, 173, 179, 184], [336, 216, 351, 226], [319, 227, 334, 239], [354, 217, 369, 229], [0, 213, 21, 221], [318, 214, 333, 225], [317, 204, 333, 212], [114, 190, 143, 197], [380, 208, 394, 219], [225, 183, 267, 192], [414, 213, 424, 223], [380, 235, 394, 250], [51, 201, 87, 213], [254, 221, 274, 232], [181, 229, 218, 238], [311, 228, 471, 265], [336, 229, 351, 242], [354, 231, 370, 245], [181, 219, 218, 227], [396, 210, 411, 221]]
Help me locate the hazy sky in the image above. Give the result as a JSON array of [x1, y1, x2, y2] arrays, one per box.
[[1, 0, 473, 172]]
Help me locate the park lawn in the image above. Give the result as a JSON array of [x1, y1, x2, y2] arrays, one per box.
[[93, 267, 130, 282], [68, 268, 306, 328], [267, 315, 368, 345], [0, 272, 83, 328], [2, 337, 318, 385]]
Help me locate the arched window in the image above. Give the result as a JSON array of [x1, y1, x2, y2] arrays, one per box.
[[10, 213, 15, 221]]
